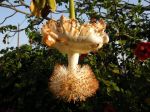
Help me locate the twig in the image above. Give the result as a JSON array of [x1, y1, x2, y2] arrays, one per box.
[[0, 3, 30, 15], [55, 10, 68, 13], [19, 0, 29, 8], [5, 0, 13, 6], [0, 11, 17, 25], [6, 28, 25, 32], [144, 0, 150, 3], [9, 32, 17, 37]]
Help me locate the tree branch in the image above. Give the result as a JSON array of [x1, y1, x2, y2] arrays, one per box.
[[9, 32, 17, 38], [19, 0, 29, 8], [6, 28, 25, 32], [0, 11, 17, 25], [0, 3, 30, 15], [144, 0, 150, 3], [55, 10, 68, 14]]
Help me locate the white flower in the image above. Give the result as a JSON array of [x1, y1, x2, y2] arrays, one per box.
[[41, 16, 109, 54]]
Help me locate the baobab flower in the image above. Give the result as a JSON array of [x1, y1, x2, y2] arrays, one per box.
[[42, 15, 109, 102], [41, 15, 109, 54]]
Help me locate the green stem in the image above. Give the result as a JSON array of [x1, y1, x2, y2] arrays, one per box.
[[69, 0, 75, 19]]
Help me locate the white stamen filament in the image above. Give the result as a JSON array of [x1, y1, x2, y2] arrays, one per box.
[[68, 52, 79, 72]]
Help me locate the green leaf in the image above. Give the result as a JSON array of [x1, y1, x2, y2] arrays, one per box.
[[17, 62, 22, 69], [112, 69, 120, 74], [112, 83, 120, 92]]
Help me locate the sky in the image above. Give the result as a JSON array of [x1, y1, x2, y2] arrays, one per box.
[[0, 0, 149, 51], [0, 1, 30, 50], [0, 0, 69, 50]]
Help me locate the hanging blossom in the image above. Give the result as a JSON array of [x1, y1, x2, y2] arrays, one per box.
[[134, 42, 150, 61], [41, 15, 109, 102]]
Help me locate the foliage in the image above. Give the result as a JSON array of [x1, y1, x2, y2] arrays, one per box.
[[0, 0, 150, 112]]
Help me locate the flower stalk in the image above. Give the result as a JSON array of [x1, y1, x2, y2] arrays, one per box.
[[69, 0, 75, 19], [68, 0, 78, 71]]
